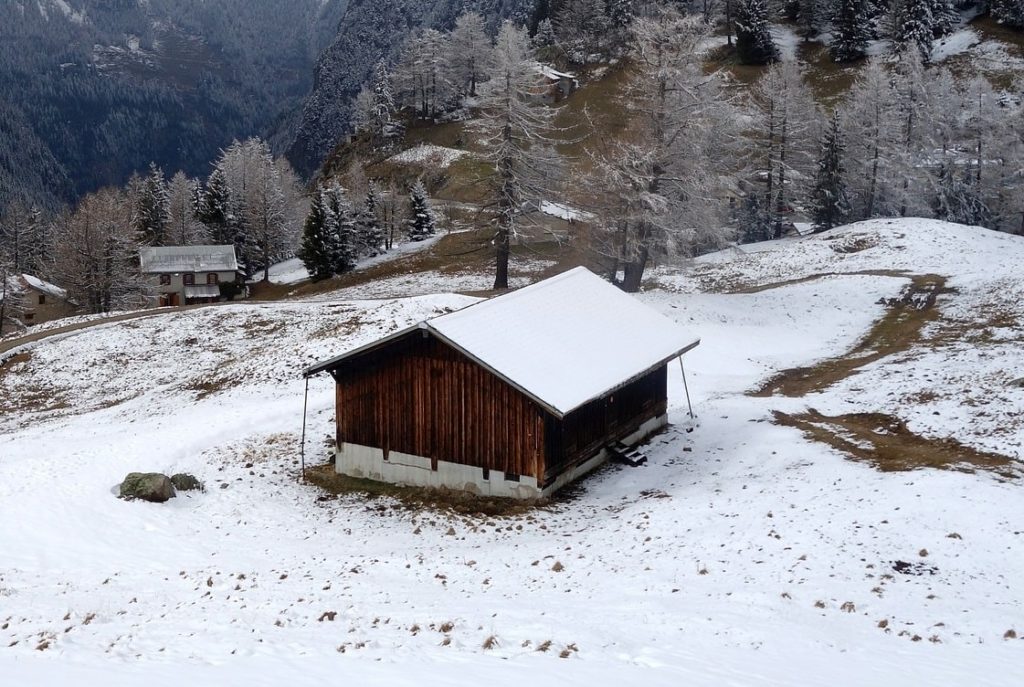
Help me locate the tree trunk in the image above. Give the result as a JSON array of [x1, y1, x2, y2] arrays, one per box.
[[493, 225, 510, 290], [620, 246, 649, 293]]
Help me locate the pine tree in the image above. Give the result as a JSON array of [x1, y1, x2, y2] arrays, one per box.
[[930, 0, 959, 37], [356, 189, 386, 257], [135, 163, 170, 246], [810, 112, 852, 232], [991, 0, 1024, 29], [608, 0, 636, 27], [830, 0, 870, 62], [797, 0, 824, 40], [198, 167, 233, 245], [533, 18, 557, 48], [298, 191, 336, 282], [735, 0, 780, 65], [406, 181, 436, 242], [894, 0, 934, 63], [738, 193, 774, 243]]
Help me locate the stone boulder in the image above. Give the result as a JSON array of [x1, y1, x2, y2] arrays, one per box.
[[119, 473, 176, 503], [170, 473, 203, 492]]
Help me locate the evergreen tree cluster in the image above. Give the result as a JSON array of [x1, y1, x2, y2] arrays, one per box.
[[298, 184, 388, 282]]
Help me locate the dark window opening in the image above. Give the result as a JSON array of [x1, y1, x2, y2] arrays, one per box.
[[206, 273, 219, 285], [183, 273, 195, 286], [24, 313, 35, 321], [38, 295, 46, 305], [482, 468, 490, 481], [504, 472, 520, 483], [159, 274, 171, 286]]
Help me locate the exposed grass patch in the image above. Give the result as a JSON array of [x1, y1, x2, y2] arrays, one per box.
[[303, 462, 550, 518], [774, 408, 1020, 478], [752, 274, 950, 396]]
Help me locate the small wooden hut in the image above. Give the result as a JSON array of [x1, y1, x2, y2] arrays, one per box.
[[303, 268, 699, 499]]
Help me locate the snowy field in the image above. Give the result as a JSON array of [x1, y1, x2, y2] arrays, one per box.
[[2, 219, 1024, 685]]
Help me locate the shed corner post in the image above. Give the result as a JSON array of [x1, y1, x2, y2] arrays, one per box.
[[678, 356, 694, 420], [300, 375, 310, 483]]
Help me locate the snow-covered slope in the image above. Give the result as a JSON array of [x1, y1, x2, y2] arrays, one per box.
[[1, 219, 1023, 685]]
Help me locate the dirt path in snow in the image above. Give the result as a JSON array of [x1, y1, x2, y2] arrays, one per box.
[[756, 273, 1021, 477], [752, 274, 950, 397], [0, 306, 205, 359]]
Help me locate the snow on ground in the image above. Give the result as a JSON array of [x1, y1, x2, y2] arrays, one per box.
[[2, 219, 1024, 685], [388, 144, 471, 169], [265, 258, 309, 285]]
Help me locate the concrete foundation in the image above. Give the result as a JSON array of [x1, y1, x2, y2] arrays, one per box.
[[334, 413, 669, 500]]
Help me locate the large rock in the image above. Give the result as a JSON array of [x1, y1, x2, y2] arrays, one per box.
[[170, 473, 203, 492], [119, 473, 176, 503]]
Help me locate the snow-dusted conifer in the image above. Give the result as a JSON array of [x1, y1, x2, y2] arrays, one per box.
[[0, 260, 26, 336], [894, 0, 934, 63], [555, 0, 610, 63], [992, 0, 1024, 29], [830, 0, 870, 62], [167, 172, 208, 245], [735, 0, 779, 64], [930, 0, 959, 37], [738, 193, 774, 244], [933, 168, 992, 226], [198, 167, 234, 246], [298, 190, 336, 282], [810, 112, 851, 232], [134, 163, 170, 246], [406, 181, 436, 242], [533, 18, 556, 48]]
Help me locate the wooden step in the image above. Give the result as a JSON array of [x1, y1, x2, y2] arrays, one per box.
[[608, 441, 648, 467]]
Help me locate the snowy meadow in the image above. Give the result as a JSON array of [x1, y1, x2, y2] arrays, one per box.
[[1, 220, 1023, 685]]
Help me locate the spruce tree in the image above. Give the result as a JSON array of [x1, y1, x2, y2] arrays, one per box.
[[298, 191, 336, 282], [930, 0, 959, 37], [738, 194, 774, 243], [992, 0, 1024, 29], [135, 163, 170, 246], [735, 0, 780, 65], [198, 168, 233, 245], [356, 190, 385, 257], [894, 0, 934, 63], [406, 181, 436, 242], [810, 113, 851, 233], [830, 0, 870, 62], [323, 186, 358, 273]]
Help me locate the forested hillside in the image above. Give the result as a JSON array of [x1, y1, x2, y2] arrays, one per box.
[[0, 0, 347, 209]]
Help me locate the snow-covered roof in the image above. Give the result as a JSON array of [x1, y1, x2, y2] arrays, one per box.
[[17, 274, 68, 300], [539, 200, 595, 222], [532, 63, 576, 81], [306, 267, 700, 417], [139, 245, 238, 274]]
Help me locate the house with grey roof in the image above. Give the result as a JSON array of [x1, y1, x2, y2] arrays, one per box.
[[139, 245, 245, 306]]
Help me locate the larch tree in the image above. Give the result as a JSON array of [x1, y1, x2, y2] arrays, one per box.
[[0, 202, 48, 276], [750, 61, 821, 237], [840, 59, 903, 220], [166, 172, 208, 245], [810, 112, 852, 232], [395, 29, 452, 119], [735, 0, 779, 65], [54, 187, 148, 314], [447, 12, 493, 99], [472, 20, 563, 290], [588, 8, 739, 290], [0, 259, 26, 336]]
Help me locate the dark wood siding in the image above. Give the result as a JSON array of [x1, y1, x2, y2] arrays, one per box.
[[332, 332, 547, 480], [543, 366, 667, 485]]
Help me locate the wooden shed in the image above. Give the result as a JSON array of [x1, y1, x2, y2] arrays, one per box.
[[303, 268, 700, 499]]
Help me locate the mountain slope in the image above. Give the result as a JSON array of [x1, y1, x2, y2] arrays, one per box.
[[285, 0, 534, 176], [0, 0, 348, 208]]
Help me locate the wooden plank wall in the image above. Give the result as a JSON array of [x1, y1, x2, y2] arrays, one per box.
[[334, 333, 547, 480], [545, 366, 667, 483]]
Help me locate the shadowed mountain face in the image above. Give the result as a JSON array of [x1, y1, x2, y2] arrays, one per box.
[[0, 0, 348, 209], [284, 0, 535, 177]]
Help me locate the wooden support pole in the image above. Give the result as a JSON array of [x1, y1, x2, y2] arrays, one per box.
[[678, 356, 694, 420], [300, 376, 309, 482]]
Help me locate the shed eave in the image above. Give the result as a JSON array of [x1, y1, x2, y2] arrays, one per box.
[[302, 324, 422, 378]]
